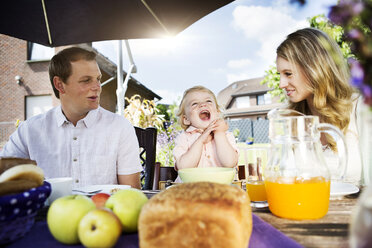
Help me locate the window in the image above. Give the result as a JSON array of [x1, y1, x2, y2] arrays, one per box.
[[236, 96, 250, 108], [257, 93, 272, 105], [27, 42, 54, 61], [257, 94, 265, 105], [26, 95, 53, 119], [264, 93, 272, 104]]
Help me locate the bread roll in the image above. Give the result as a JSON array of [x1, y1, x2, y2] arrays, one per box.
[[138, 182, 252, 248], [0, 179, 40, 196], [0, 157, 37, 174], [0, 164, 44, 185]]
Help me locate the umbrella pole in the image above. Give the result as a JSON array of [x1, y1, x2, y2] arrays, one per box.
[[116, 40, 137, 116], [116, 40, 124, 115]]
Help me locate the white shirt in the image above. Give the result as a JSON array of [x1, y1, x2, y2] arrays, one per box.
[[323, 96, 362, 185], [0, 106, 142, 188]]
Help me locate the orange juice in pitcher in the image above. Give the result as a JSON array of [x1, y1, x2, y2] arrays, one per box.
[[265, 109, 348, 220], [265, 176, 330, 220]]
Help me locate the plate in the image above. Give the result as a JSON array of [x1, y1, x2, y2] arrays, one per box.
[[330, 182, 359, 197], [73, 184, 131, 195]]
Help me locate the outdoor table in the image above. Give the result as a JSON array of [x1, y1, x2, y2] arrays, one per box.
[[254, 193, 360, 248], [4, 190, 361, 248]]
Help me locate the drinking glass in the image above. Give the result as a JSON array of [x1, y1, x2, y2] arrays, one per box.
[[243, 146, 268, 208]]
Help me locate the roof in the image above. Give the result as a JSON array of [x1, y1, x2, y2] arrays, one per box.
[[77, 44, 162, 100], [217, 77, 267, 108], [217, 77, 284, 118]]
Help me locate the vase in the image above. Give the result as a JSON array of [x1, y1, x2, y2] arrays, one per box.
[[358, 100, 372, 185], [349, 185, 372, 248]]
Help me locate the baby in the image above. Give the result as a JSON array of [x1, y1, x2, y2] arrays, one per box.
[[173, 86, 238, 170]]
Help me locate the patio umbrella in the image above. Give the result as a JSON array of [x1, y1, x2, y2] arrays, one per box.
[[0, 0, 234, 47], [0, 0, 234, 114]]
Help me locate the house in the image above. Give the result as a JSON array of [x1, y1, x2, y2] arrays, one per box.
[[0, 35, 161, 148], [217, 77, 283, 120], [217, 77, 283, 143]]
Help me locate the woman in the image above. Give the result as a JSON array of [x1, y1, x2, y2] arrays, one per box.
[[276, 27, 361, 185]]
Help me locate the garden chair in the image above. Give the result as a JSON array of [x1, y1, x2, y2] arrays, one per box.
[[134, 126, 157, 190], [152, 162, 178, 190]]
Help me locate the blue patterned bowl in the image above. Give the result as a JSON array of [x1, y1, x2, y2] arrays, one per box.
[[0, 181, 51, 245]]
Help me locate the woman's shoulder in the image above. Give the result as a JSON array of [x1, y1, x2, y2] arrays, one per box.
[[351, 93, 361, 104], [350, 93, 362, 119], [346, 93, 362, 136]]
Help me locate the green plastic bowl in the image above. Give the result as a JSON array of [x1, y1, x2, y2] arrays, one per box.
[[178, 167, 235, 184]]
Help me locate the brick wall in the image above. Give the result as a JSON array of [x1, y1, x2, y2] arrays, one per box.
[[0, 35, 57, 123], [0, 35, 58, 148]]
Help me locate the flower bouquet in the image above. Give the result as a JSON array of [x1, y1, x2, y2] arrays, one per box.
[[329, 0, 372, 107]]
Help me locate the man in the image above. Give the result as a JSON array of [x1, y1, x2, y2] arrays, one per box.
[[0, 47, 142, 189]]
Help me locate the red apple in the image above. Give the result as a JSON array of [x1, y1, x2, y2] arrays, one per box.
[[91, 193, 111, 208]]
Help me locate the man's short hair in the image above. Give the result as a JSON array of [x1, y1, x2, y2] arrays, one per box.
[[49, 47, 97, 98]]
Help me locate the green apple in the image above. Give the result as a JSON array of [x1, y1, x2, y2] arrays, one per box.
[[47, 195, 95, 244], [105, 189, 148, 232], [78, 208, 122, 248]]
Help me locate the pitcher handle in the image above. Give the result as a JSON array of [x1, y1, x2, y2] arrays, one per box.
[[317, 123, 348, 181]]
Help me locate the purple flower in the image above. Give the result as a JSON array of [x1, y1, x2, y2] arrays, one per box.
[[329, 0, 372, 107], [353, 2, 364, 14], [329, 2, 353, 25], [349, 58, 364, 87], [156, 122, 182, 166], [362, 84, 372, 98], [348, 29, 362, 39], [361, 85, 372, 106]]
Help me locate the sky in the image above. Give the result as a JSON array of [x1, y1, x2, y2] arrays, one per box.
[[92, 0, 338, 105]]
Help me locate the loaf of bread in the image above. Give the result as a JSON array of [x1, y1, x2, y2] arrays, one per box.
[[138, 182, 252, 248]]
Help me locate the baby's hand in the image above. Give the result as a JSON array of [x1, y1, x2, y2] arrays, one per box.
[[198, 120, 217, 144], [214, 119, 228, 133]]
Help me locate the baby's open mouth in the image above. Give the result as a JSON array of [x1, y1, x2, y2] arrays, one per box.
[[199, 110, 211, 121]]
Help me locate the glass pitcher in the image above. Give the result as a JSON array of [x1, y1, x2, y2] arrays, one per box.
[[264, 108, 348, 220]]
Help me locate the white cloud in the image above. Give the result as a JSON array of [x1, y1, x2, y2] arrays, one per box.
[[208, 67, 226, 75], [232, 5, 308, 65], [128, 33, 196, 57], [271, 0, 295, 14], [226, 72, 251, 85], [227, 58, 252, 68], [155, 89, 183, 105]]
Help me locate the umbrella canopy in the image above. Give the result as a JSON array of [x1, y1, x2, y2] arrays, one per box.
[[1, 0, 234, 47]]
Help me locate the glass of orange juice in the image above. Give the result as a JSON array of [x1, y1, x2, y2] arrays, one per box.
[[244, 146, 269, 208]]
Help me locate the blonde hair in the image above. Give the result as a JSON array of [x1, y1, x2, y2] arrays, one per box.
[[177, 86, 221, 130], [277, 28, 356, 150]]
